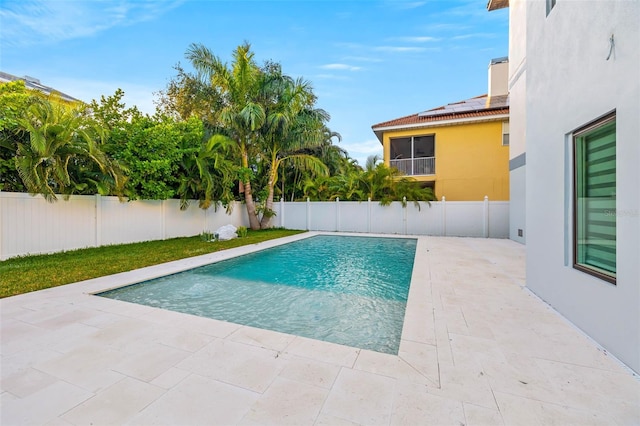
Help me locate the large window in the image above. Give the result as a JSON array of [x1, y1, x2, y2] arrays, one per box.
[[389, 135, 435, 176], [573, 112, 616, 283]]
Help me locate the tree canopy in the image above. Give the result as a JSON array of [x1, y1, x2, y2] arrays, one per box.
[[0, 42, 435, 217]]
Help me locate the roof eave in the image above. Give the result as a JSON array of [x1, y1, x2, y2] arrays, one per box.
[[487, 0, 509, 11], [372, 112, 510, 134]]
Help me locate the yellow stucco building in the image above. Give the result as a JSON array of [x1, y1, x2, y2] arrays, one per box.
[[372, 58, 510, 201]]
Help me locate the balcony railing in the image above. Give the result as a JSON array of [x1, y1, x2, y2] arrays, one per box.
[[390, 157, 435, 176]]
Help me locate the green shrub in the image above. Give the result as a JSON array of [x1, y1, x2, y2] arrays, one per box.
[[236, 226, 248, 238], [200, 231, 215, 242]]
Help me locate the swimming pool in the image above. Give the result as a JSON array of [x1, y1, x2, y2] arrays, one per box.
[[98, 235, 417, 354]]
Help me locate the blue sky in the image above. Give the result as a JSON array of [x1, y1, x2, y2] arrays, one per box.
[[0, 0, 508, 165]]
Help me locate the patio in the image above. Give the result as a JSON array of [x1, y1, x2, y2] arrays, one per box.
[[1, 234, 638, 425]]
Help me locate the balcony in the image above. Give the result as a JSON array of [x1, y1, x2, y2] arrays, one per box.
[[390, 157, 435, 176]]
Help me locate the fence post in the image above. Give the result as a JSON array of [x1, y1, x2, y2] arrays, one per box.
[[280, 197, 285, 228], [95, 194, 102, 248], [441, 196, 446, 236], [368, 197, 372, 233], [403, 196, 407, 235], [483, 195, 489, 238], [161, 200, 166, 240], [336, 197, 340, 232], [306, 197, 311, 230]]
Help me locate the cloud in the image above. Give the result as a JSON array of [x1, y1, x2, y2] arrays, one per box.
[[392, 36, 441, 43], [313, 74, 350, 81], [382, 1, 428, 10], [373, 46, 428, 53], [320, 64, 362, 71], [341, 139, 384, 166], [342, 56, 383, 63], [0, 0, 184, 47], [451, 32, 498, 40]]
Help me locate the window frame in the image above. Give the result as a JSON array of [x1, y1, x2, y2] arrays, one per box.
[[502, 121, 510, 146], [572, 111, 616, 284]]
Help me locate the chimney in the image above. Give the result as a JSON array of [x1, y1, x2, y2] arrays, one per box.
[[488, 57, 508, 97]]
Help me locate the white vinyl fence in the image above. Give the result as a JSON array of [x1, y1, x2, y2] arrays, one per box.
[[273, 197, 509, 238], [0, 192, 249, 260], [0, 192, 509, 260]]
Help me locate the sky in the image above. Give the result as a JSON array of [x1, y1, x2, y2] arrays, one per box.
[[0, 0, 508, 166]]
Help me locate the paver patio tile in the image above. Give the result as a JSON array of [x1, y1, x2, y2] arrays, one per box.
[[397, 339, 439, 387], [83, 317, 160, 351], [33, 344, 127, 393], [0, 347, 63, 382], [321, 367, 395, 426], [173, 314, 241, 338], [229, 325, 297, 352], [284, 336, 360, 367], [390, 381, 465, 426], [473, 349, 563, 404], [533, 358, 640, 422], [1, 319, 51, 356], [313, 413, 362, 425], [0, 367, 58, 398], [111, 341, 191, 382], [61, 377, 165, 425], [154, 326, 214, 353], [493, 390, 615, 426], [278, 355, 341, 389], [399, 302, 436, 345], [463, 402, 505, 426], [436, 362, 497, 409], [354, 349, 433, 386], [149, 367, 191, 389], [241, 377, 329, 425], [1, 381, 93, 425], [353, 349, 438, 386], [176, 338, 284, 393], [129, 373, 258, 425]]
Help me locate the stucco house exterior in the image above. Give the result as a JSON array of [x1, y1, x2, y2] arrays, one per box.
[[371, 59, 510, 202], [489, 0, 639, 373]]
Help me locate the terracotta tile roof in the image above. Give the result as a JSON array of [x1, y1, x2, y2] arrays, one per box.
[[372, 94, 509, 129]]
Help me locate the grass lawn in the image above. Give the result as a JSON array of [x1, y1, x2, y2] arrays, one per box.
[[0, 228, 305, 299]]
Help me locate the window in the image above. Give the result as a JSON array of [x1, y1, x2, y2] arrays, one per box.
[[573, 112, 616, 283], [546, 0, 556, 16], [502, 121, 510, 146], [389, 135, 435, 176]]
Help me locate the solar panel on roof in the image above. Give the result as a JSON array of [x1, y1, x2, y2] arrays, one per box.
[[417, 95, 509, 118], [418, 96, 486, 117]]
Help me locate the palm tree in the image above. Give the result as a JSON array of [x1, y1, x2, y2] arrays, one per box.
[[176, 133, 238, 211], [359, 155, 395, 203], [258, 74, 329, 228], [186, 42, 265, 229], [14, 97, 125, 201]]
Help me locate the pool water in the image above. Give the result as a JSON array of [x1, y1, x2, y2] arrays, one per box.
[[98, 235, 417, 354]]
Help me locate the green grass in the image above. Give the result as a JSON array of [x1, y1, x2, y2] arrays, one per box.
[[0, 228, 305, 299]]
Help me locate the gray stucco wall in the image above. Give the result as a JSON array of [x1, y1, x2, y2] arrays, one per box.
[[509, 164, 526, 244], [525, 0, 639, 372]]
